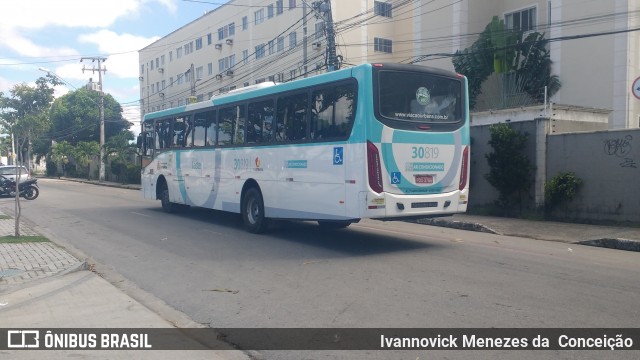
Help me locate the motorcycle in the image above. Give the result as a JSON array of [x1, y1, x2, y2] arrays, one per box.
[[0, 175, 39, 200]]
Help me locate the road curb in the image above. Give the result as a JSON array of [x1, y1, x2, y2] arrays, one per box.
[[410, 217, 500, 235], [577, 238, 640, 252]]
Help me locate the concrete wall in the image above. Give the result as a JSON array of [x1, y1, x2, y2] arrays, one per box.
[[546, 129, 640, 222], [469, 120, 639, 223]]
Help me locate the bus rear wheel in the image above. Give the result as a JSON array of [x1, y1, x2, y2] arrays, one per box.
[[242, 188, 268, 234]]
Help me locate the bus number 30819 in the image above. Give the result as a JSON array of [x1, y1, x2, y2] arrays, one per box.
[[411, 146, 439, 159]]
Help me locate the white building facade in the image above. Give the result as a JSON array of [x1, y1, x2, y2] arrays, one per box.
[[139, 0, 640, 128]]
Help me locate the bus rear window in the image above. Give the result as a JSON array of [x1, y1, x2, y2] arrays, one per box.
[[377, 71, 462, 125]]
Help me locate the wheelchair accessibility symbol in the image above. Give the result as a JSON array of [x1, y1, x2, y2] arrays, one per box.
[[333, 147, 343, 165], [390, 172, 401, 184]]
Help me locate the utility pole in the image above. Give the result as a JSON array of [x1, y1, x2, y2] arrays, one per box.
[[188, 63, 197, 103], [81, 57, 107, 182], [303, 1, 308, 77], [314, 0, 338, 72]]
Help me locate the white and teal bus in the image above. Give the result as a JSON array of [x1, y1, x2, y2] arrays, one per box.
[[138, 63, 470, 233]]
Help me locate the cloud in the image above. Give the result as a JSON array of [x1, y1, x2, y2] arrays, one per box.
[[0, 0, 175, 58], [78, 30, 160, 79]]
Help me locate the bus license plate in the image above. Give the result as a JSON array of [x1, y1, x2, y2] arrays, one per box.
[[414, 174, 434, 184]]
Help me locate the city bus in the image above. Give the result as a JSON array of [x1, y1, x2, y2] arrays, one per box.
[[137, 63, 470, 233]]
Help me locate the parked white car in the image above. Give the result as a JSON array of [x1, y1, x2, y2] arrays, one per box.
[[0, 165, 30, 182]]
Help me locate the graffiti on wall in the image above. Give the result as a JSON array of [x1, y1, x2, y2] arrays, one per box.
[[604, 135, 636, 168]]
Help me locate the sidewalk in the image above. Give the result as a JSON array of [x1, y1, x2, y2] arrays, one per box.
[[0, 209, 251, 359]]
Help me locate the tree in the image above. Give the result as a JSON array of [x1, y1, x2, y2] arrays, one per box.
[[484, 123, 534, 214], [0, 75, 61, 236], [453, 16, 561, 110], [73, 141, 100, 179], [51, 140, 75, 176], [104, 131, 137, 182], [48, 88, 131, 146]]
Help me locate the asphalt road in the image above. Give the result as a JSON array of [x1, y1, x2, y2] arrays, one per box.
[[9, 179, 640, 360]]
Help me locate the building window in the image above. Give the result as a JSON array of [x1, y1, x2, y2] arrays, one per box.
[[161, 55, 165, 65], [289, 0, 296, 10], [505, 7, 537, 31], [207, 33, 212, 45], [268, 40, 274, 55], [255, 44, 266, 59], [169, 77, 173, 86], [289, 32, 297, 48], [150, 61, 154, 70], [243, 50, 249, 64], [277, 36, 284, 52], [196, 37, 203, 50], [242, 16, 248, 30], [374, 1, 392, 17], [140, 64, 144, 74], [255, 9, 264, 25], [374, 37, 392, 53], [196, 66, 203, 80], [229, 22, 235, 36], [276, 0, 284, 14], [268, 4, 274, 18], [289, 69, 297, 80], [161, 80, 166, 90], [208, 63, 213, 76]]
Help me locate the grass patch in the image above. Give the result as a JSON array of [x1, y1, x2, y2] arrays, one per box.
[[0, 215, 12, 220], [0, 235, 49, 243]]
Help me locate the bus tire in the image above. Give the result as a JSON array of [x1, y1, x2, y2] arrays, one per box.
[[242, 188, 268, 234], [160, 184, 177, 213], [318, 220, 351, 229]]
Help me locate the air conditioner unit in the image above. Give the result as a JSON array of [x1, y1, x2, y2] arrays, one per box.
[[313, 42, 322, 49], [158, 67, 164, 73], [215, 43, 222, 49], [226, 39, 233, 45], [138, 76, 144, 81], [226, 70, 234, 76], [216, 74, 223, 80], [159, 92, 165, 97]]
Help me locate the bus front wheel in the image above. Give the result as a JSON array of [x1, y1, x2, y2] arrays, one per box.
[[242, 188, 268, 234], [160, 184, 177, 213]]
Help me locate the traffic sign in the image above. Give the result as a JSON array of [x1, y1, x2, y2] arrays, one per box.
[[632, 77, 640, 100]]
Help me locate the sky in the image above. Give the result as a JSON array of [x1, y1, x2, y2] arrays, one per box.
[[0, 0, 222, 132]]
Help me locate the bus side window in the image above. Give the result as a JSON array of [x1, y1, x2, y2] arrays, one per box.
[[277, 93, 308, 141], [172, 116, 189, 148], [156, 120, 171, 150], [184, 115, 194, 147], [218, 107, 235, 146], [193, 114, 207, 147], [234, 105, 246, 145], [205, 111, 217, 146], [248, 99, 274, 144], [311, 89, 332, 140], [332, 84, 357, 138]]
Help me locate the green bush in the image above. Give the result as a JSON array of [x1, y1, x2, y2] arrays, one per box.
[[545, 172, 583, 214]]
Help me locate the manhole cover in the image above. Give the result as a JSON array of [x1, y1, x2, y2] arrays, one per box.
[[0, 268, 25, 277]]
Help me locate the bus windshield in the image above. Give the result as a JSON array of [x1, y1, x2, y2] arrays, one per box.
[[377, 70, 463, 126]]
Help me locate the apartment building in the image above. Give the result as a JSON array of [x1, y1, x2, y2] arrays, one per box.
[[139, 0, 640, 128]]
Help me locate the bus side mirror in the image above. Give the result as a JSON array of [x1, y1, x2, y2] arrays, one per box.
[[137, 134, 143, 148]]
